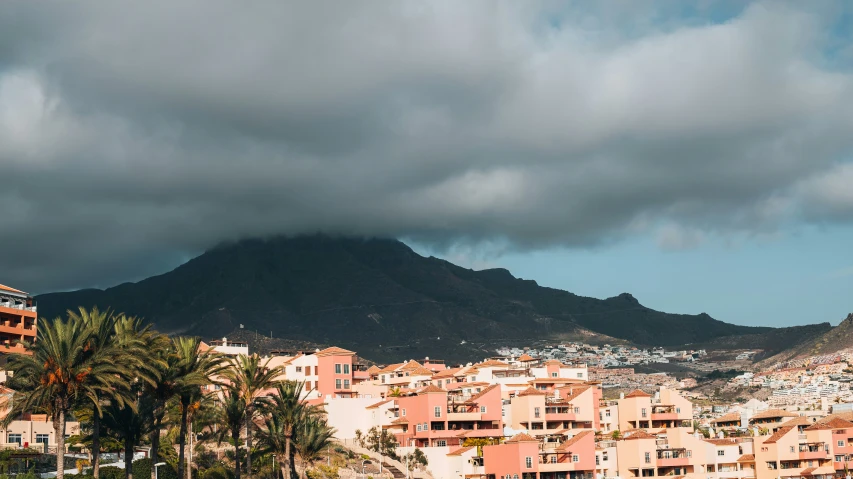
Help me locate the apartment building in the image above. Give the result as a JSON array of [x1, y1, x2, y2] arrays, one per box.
[[0, 284, 37, 355], [264, 346, 356, 400], [617, 388, 693, 431], [0, 386, 80, 451]]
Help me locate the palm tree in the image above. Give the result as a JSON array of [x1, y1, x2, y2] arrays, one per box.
[[145, 336, 185, 479], [68, 307, 148, 479], [257, 381, 319, 479], [3, 315, 131, 479], [224, 354, 284, 479], [388, 387, 403, 397], [214, 388, 248, 479], [102, 388, 155, 479], [171, 337, 226, 479], [293, 416, 336, 477]]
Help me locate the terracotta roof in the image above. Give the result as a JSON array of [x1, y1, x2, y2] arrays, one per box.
[[543, 359, 564, 366], [751, 409, 798, 421], [737, 454, 755, 463], [712, 412, 741, 424], [433, 367, 465, 379], [390, 417, 409, 425], [505, 433, 538, 443], [475, 360, 511, 368], [465, 384, 499, 403], [624, 389, 652, 398], [418, 385, 447, 394], [561, 386, 591, 403], [704, 439, 738, 446], [366, 399, 392, 409], [763, 426, 794, 444], [517, 387, 547, 397], [366, 365, 381, 375], [622, 430, 657, 441], [399, 360, 424, 371], [447, 446, 475, 456], [805, 417, 853, 431], [518, 354, 536, 362], [0, 284, 26, 295], [315, 346, 356, 357], [781, 416, 815, 428], [799, 467, 816, 476], [556, 430, 593, 451], [407, 366, 435, 376], [377, 363, 404, 374], [825, 412, 853, 422]]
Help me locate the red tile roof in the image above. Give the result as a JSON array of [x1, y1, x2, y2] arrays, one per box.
[[505, 433, 538, 443], [805, 417, 853, 430], [447, 446, 475, 456], [366, 399, 392, 409], [712, 412, 741, 424], [624, 389, 652, 398], [763, 426, 795, 444], [418, 385, 447, 394], [737, 454, 755, 463], [517, 386, 547, 397], [751, 409, 798, 421], [518, 354, 536, 362], [316, 346, 355, 357], [465, 384, 499, 403], [622, 430, 657, 441], [556, 430, 593, 451]]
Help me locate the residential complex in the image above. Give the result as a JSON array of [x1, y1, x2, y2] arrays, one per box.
[[0, 284, 37, 356]]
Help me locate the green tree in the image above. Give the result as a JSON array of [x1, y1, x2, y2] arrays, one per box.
[[171, 337, 226, 479], [3, 315, 130, 479], [224, 354, 284, 479], [257, 381, 320, 479], [293, 416, 336, 475], [213, 388, 248, 479]]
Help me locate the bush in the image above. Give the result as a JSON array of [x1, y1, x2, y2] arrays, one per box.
[[133, 458, 178, 479], [100, 466, 124, 479], [199, 464, 231, 479]]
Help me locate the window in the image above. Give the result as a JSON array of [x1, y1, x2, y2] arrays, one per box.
[[574, 407, 580, 414], [314, 366, 319, 375], [577, 373, 583, 378], [641, 408, 647, 418], [840, 441, 845, 448], [434, 406, 441, 418], [296, 366, 302, 372], [790, 446, 795, 453], [445, 379, 451, 384], [335, 379, 342, 389], [480, 406, 487, 413], [645, 452, 650, 464], [423, 422, 427, 430], [551, 456, 557, 464], [596, 455, 600, 465], [525, 457, 532, 468], [514, 475, 518, 479], [837, 456, 845, 462], [436, 440, 447, 447], [502, 408, 506, 417], [381, 375, 386, 384], [603, 453, 608, 461], [534, 407, 541, 418], [718, 450, 725, 456], [687, 451, 692, 458], [344, 379, 350, 389], [402, 409, 406, 416], [7, 434, 21, 445], [573, 455, 579, 462], [335, 364, 342, 374], [676, 407, 681, 413], [808, 461, 813, 467], [417, 424, 422, 432], [344, 364, 350, 374], [36, 434, 49, 445], [606, 411, 611, 417], [551, 372, 558, 378]]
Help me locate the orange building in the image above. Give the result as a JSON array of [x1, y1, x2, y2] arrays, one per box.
[[0, 284, 37, 355]]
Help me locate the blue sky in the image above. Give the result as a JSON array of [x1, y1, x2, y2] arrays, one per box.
[[413, 223, 853, 328]]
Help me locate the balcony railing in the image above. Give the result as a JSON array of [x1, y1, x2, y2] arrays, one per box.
[[0, 302, 36, 312]]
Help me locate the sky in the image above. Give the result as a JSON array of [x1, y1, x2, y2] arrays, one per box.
[[1, 1, 852, 328]]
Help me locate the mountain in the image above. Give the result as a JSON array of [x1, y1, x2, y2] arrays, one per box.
[[758, 312, 853, 366], [34, 235, 831, 362]]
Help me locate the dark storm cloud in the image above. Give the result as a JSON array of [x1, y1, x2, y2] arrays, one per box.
[[1, 1, 852, 292]]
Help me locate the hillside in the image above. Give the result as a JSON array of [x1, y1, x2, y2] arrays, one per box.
[[34, 235, 829, 362], [758, 313, 853, 366]]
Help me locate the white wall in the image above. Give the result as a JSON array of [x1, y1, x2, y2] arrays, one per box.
[[323, 397, 380, 439]]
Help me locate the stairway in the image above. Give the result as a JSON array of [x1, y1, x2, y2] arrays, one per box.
[[382, 462, 406, 479]]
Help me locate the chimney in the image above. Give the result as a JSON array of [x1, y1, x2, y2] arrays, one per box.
[[619, 392, 625, 399]]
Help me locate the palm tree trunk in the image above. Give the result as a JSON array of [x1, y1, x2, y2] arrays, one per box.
[[125, 438, 134, 479], [92, 409, 101, 479], [232, 429, 241, 479], [150, 415, 162, 479], [283, 435, 292, 479], [245, 413, 253, 479], [178, 402, 189, 479], [55, 408, 66, 479], [288, 439, 297, 479]]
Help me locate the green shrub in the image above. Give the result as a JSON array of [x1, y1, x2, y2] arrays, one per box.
[[100, 466, 124, 479], [199, 464, 231, 479], [133, 458, 178, 479]]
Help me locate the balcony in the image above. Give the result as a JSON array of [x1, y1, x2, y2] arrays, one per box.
[[539, 462, 577, 473], [0, 303, 37, 317], [447, 412, 482, 421], [799, 443, 828, 460], [656, 449, 689, 467]]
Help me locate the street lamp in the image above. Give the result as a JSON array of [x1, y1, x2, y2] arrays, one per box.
[[155, 462, 166, 479]]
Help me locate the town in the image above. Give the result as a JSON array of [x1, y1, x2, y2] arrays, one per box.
[[4, 283, 853, 479]]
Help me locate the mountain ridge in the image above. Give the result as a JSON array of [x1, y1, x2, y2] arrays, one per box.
[[34, 235, 831, 362]]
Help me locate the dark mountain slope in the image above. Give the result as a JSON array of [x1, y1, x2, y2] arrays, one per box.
[[757, 313, 853, 366], [35, 236, 829, 361]]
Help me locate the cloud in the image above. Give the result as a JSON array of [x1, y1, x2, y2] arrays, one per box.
[[1, 1, 853, 292]]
